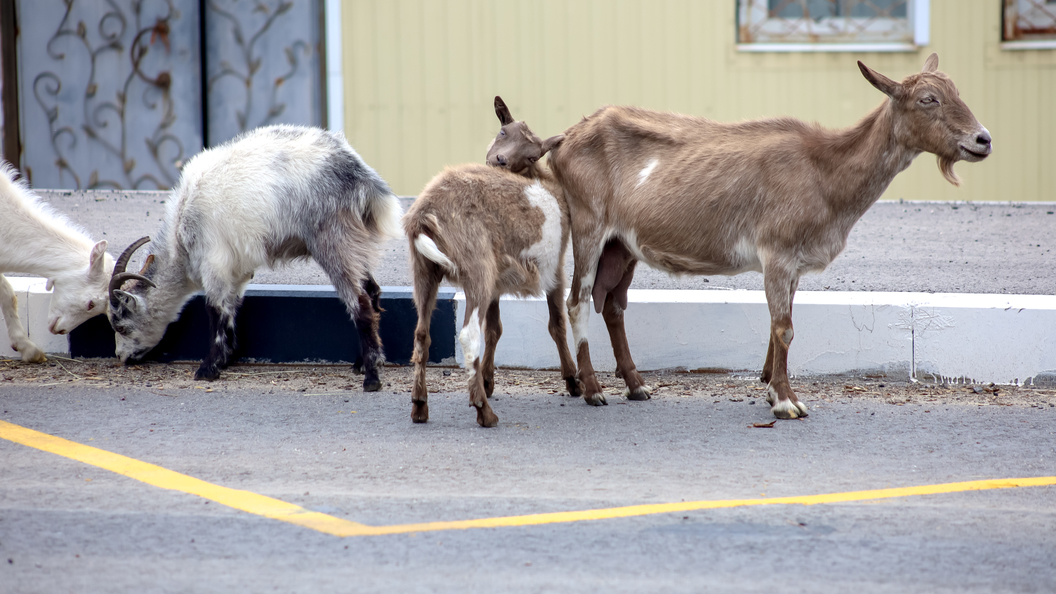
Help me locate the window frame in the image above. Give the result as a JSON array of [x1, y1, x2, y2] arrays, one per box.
[[1002, 0, 1056, 50], [736, 0, 931, 53]]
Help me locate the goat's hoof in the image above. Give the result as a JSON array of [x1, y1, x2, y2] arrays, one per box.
[[583, 393, 608, 406], [411, 402, 429, 424], [771, 399, 808, 419], [624, 385, 652, 401], [17, 345, 46, 364], [768, 385, 808, 418], [194, 366, 220, 381], [362, 377, 382, 392], [565, 376, 582, 397], [476, 405, 499, 428]]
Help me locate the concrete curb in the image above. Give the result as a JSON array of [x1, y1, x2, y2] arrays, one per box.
[[453, 290, 1056, 386], [4, 277, 1055, 385]]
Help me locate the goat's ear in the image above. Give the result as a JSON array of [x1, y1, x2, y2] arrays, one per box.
[[541, 134, 565, 156], [921, 53, 939, 73], [858, 61, 901, 99], [89, 240, 108, 276], [139, 254, 155, 276], [112, 290, 140, 314], [495, 96, 514, 126]]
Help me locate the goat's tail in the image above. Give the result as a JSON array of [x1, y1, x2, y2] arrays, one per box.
[[363, 186, 404, 242], [413, 234, 455, 270]]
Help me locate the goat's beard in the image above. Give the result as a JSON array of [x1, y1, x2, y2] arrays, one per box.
[[938, 155, 961, 186]]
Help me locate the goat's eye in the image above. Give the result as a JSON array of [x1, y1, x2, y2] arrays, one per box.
[[919, 96, 938, 106], [499, 129, 505, 136], [87, 300, 96, 311]]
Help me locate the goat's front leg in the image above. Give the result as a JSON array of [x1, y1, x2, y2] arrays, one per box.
[[567, 237, 607, 405], [461, 295, 498, 427], [0, 275, 45, 363], [761, 277, 799, 385], [545, 287, 580, 397], [196, 297, 240, 381], [480, 299, 502, 398], [762, 270, 807, 419]]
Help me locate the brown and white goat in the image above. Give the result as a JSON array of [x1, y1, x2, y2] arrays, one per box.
[[540, 53, 991, 419], [403, 97, 575, 427]]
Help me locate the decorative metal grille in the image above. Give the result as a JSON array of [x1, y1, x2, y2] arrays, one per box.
[[17, 0, 202, 189], [1003, 0, 1056, 40], [12, 0, 324, 190], [204, 0, 322, 146], [739, 0, 913, 44]]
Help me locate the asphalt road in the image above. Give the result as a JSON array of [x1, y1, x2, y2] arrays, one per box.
[[2, 370, 1054, 593], [30, 190, 1056, 295]]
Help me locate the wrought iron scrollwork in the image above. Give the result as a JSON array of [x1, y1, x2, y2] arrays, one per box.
[[206, 0, 313, 137], [29, 0, 188, 189]]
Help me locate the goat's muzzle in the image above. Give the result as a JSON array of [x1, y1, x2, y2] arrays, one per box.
[[959, 128, 992, 162]]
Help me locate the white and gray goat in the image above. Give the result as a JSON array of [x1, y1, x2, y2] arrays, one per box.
[[0, 161, 114, 362], [404, 97, 576, 427], [107, 125, 403, 387]]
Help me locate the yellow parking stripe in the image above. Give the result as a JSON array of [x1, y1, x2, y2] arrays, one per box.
[[3, 419, 1055, 537]]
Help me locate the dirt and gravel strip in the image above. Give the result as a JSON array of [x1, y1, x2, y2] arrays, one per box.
[[3, 357, 1054, 412]]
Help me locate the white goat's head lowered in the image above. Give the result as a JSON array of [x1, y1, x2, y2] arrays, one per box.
[[46, 240, 114, 334], [486, 96, 564, 176], [106, 236, 161, 363], [859, 53, 991, 185]]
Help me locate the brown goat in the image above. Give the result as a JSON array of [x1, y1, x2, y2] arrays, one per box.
[[403, 97, 575, 427], [539, 53, 991, 419]]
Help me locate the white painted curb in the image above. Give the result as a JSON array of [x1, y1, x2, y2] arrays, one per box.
[[7, 275, 1055, 386], [455, 289, 1056, 386], [0, 277, 71, 359]]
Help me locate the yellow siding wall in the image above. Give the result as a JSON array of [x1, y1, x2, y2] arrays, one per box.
[[342, 0, 1055, 201]]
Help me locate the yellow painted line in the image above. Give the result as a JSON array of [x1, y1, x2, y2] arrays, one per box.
[[3, 419, 1055, 538], [0, 419, 371, 535]]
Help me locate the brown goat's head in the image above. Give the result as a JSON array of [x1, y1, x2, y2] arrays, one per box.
[[486, 96, 564, 176], [859, 53, 991, 186]]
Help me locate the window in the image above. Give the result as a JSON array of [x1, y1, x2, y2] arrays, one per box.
[[737, 0, 930, 52], [1003, 0, 1056, 49]]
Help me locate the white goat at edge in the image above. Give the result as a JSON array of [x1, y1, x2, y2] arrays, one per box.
[[0, 161, 114, 362]]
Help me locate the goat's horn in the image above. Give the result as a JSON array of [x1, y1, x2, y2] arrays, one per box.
[[113, 236, 151, 276], [108, 272, 156, 300]]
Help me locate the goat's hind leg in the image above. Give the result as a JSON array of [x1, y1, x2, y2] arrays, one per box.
[[461, 292, 498, 427], [410, 261, 442, 423], [0, 274, 44, 363], [480, 299, 502, 398], [311, 221, 387, 392], [599, 258, 649, 401], [352, 276, 385, 392]]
